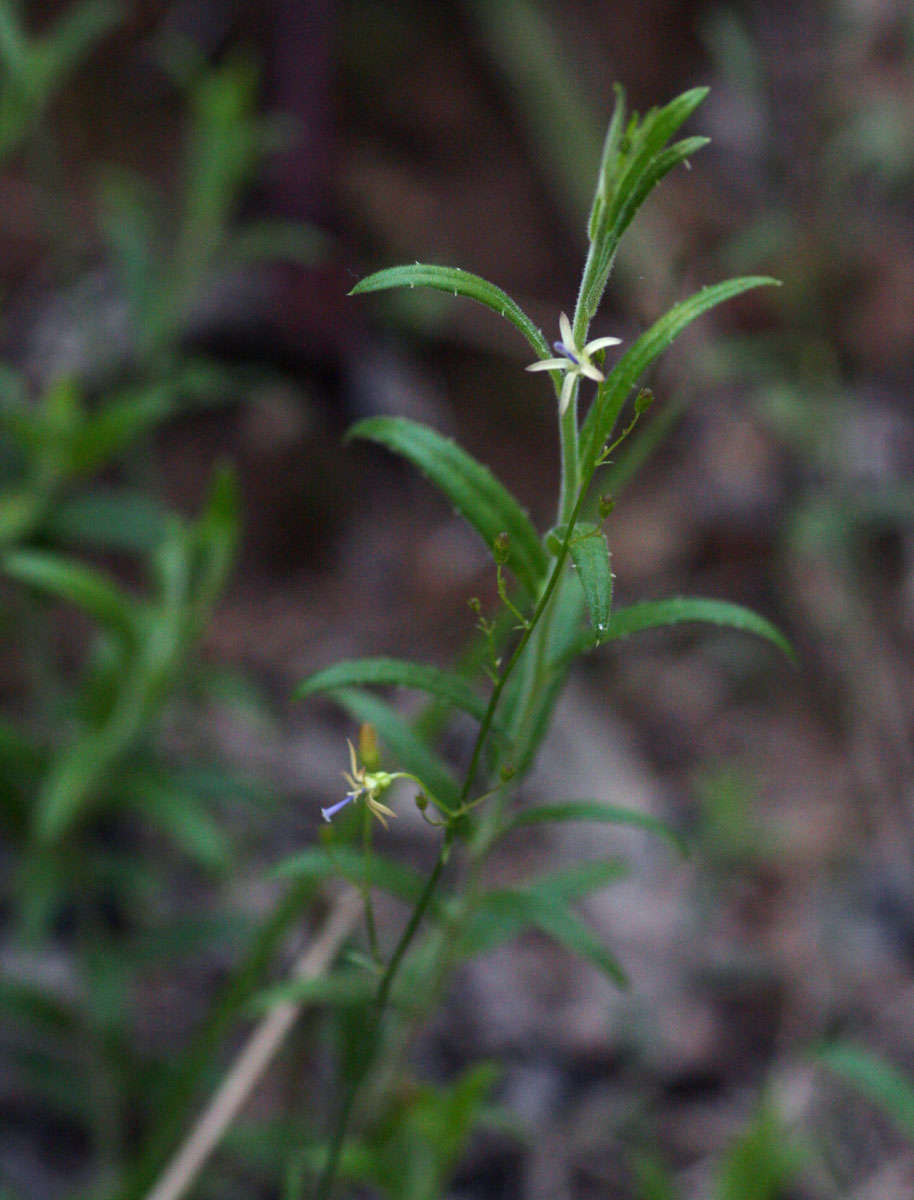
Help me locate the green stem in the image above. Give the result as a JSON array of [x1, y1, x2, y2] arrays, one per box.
[[313, 829, 453, 1200], [557, 382, 580, 526], [313, 476, 593, 1199], [361, 811, 380, 962]]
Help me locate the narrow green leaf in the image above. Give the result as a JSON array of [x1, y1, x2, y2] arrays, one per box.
[[331, 687, 461, 811], [36, 723, 128, 845], [295, 658, 487, 722], [274, 846, 434, 911], [350, 264, 550, 359], [533, 901, 629, 988], [348, 416, 547, 598], [122, 776, 231, 872], [567, 522, 613, 641], [605, 94, 709, 240], [462, 857, 627, 953], [819, 1043, 914, 1143], [188, 464, 241, 620], [605, 135, 709, 253], [228, 220, 329, 266], [588, 83, 627, 240], [580, 88, 711, 319], [0, 978, 80, 1070], [580, 277, 780, 473], [67, 386, 177, 474], [530, 858, 629, 904], [631, 1153, 679, 1200], [39, 0, 120, 84], [45, 489, 170, 551], [603, 597, 794, 660], [465, 886, 628, 988], [715, 1104, 800, 1200], [1, 549, 139, 644], [252, 970, 377, 1012], [502, 801, 687, 855]]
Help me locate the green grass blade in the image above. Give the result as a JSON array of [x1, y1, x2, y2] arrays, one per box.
[[350, 264, 550, 359], [819, 1043, 914, 1142], [580, 277, 780, 472], [603, 596, 794, 660], [349, 416, 547, 599], [1, 548, 139, 644], [295, 658, 487, 722]]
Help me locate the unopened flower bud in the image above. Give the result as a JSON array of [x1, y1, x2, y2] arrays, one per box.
[[493, 531, 510, 565], [635, 387, 654, 415], [598, 494, 615, 519], [500, 762, 516, 782], [359, 723, 380, 770]]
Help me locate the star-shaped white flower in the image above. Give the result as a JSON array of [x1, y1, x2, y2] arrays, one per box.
[[526, 313, 622, 414]]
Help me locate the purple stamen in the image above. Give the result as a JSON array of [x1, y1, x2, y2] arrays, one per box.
[[554, 341, 579, 364], [321, 791, 359, 822]]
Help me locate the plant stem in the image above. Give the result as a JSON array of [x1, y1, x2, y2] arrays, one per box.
[[558, 381, 580, 525], [313, 481, 592, 1199], [313, 832, 453, 1200]]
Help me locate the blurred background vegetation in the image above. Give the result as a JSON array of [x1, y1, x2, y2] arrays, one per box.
[[1, 1, 913, 1198]]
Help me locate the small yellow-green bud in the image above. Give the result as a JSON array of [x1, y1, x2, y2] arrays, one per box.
[[359, 723, 380, 770], [598, 494, 616, 519], [635, 387, 654, 415], [493, 531, 510, 565], [468, 596, 482, 614], [499, 762, 516, 782], [414, 792, 428, 812]]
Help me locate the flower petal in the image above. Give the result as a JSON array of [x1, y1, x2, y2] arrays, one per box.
[[526, 358, 569, 373], [584, 336, 623, 353], [322, 793, 357, 822], [579, 362, 605, 383], [559, 373, 576, 414], [558, 312, 575, 348]]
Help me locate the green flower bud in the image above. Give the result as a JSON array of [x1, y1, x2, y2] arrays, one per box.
[[598, 494, 616, 519], [359, 723, 380, 771], [493, 531, 510, 565], [635, 387, 654, 415]]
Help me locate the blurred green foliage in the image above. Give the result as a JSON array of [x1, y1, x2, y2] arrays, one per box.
[[0, 10, 326, 1198]]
